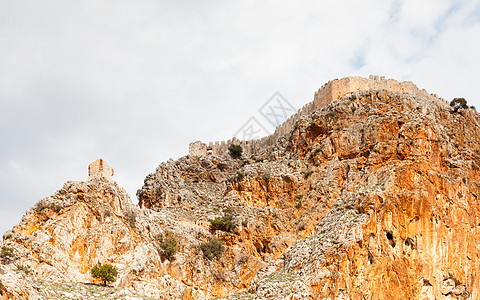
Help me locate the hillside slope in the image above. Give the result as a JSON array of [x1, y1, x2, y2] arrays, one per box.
[[1, 83, 480, 299]]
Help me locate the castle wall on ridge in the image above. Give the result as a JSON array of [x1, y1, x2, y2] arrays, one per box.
[[188, 75, 443, 157]]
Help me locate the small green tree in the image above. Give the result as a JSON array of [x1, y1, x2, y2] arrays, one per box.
[[91, 264, 118, 286], [450, 98, 468, 110], [228, 144, 243, 158], [200, 238, 224, 260], [209, 214, 236, 232], [157, 235, 177, 261]]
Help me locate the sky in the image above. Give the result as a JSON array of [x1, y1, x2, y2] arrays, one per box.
[[1, 0, 480, 235]]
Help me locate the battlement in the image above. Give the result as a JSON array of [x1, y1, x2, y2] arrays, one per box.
[[189, 75, 443, 157], [88, 158, 114, 180]]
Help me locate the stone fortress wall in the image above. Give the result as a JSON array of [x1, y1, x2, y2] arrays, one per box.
[[189, 75, 445, 157]]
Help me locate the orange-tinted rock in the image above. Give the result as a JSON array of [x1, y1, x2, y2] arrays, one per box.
[[3, 82, 480, 299]]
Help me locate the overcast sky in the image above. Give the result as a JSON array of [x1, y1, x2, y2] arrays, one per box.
[[1, 0, 480, 235]]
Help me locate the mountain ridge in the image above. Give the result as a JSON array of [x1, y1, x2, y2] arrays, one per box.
[[1, 77, 480, 299]]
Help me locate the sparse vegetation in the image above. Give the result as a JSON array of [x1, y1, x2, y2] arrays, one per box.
[[15, 263, 31, 275], [29, 280, 157, 299], [210, 213, 236, 232], [326, 111, 339, 124], [157, 234, 177, 261], [228, 144, 243, 158], [242, 220, 248, 227], [294, 195, 303, 209], [262, 172, 271, 182], [200, 238, 224, 260], [35, 202, 63, 214], [124, 209, 137, 228], [224, 207, 235, 214], [1, 246, 14, 260], [213, 271, 226, 282], [238, 254, 249, 265], [303, 168, 314, 178], [91, 264, 118, 287], [236, 171, 245, 180], [450, 97, 468, 109]]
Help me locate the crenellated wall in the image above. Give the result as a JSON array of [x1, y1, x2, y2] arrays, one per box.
[[188, 75, 445, 157]]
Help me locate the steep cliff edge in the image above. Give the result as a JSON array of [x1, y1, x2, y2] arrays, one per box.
[[1, 81, 480, 299], [138, 89, 480, 299]]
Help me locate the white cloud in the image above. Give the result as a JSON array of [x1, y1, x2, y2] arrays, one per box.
[[1, 0, 479, 235]]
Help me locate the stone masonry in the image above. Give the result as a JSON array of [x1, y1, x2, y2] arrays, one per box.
[[88, 158, 114, 180], [189, 75, 446, 157]]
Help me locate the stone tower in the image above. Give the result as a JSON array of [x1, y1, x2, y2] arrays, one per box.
[[88, 159, 114, 180]]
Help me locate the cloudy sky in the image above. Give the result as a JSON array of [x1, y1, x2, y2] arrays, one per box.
[[1, 0, 480, 235]]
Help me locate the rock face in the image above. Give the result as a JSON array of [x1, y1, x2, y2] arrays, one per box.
[[243, 89, 480, 299], [138, 89, 480, 299], [2, 80, 480, 299]]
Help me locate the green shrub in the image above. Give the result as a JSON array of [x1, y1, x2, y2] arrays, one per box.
[[15, 264, 31, 275], [224, 207, 235, 214], [200, 238, 224, 260], [91, 264, 118, 286], [450, 98, 468, 109], [228, 144, 243, 158], [1, 246, 14, 259], [303, 169, 314, 178], [236, 171, 245, 180], [157, 235, 177, 261], [210, 214, 236, 232], [34, 202, 63, 214], [262, 172, 271, 182]]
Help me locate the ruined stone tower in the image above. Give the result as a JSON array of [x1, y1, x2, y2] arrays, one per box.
[[88, 158, 114, 180]]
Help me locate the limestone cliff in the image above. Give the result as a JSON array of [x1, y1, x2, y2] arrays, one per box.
[[139, 88, 480, 299], [1, 78, 480, 299]]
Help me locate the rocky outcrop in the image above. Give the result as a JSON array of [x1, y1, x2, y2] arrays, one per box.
[[223, 90, 480, 299], [0, 165, 266, 299], [2, 79, 480, 299], [139, 88, 480, 299]]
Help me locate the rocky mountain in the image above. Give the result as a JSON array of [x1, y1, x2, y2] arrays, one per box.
[[1, 78, 480, 299]]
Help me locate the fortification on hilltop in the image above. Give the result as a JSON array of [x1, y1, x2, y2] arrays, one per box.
[[88, 158, 114, 180], [189, 75, 444, 157]]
